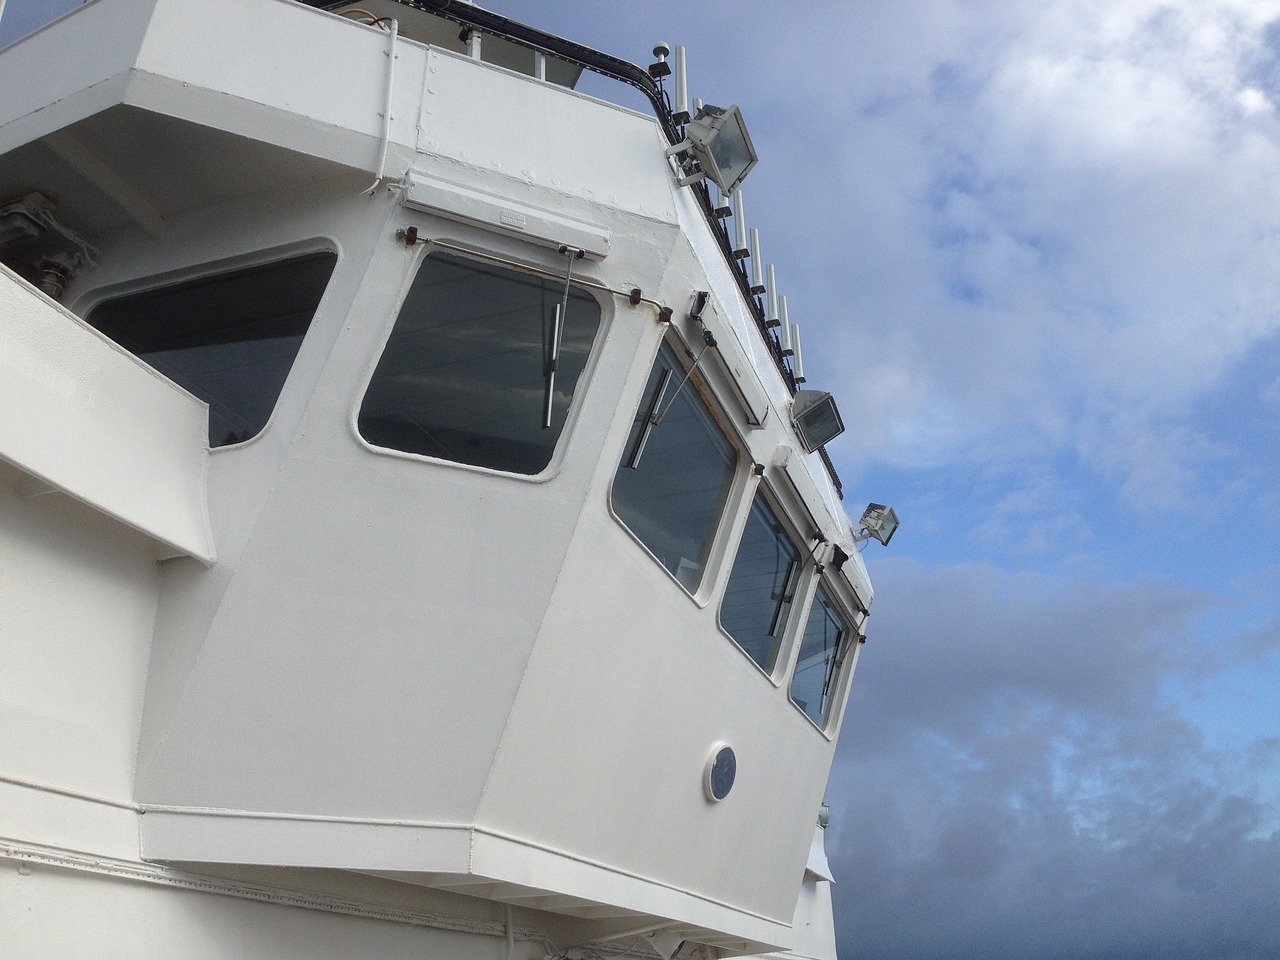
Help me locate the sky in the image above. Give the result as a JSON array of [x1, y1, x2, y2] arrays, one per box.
[[4, 1, 1278, 958]]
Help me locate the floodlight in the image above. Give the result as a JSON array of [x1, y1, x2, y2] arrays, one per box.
[[854, 503, 899, 547], [666, 103, 759, 196], [791, 389, 845, 453]]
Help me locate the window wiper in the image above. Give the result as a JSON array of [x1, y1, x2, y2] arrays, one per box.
[[821, 624, 850, 699], [626, 291, 719, 467], [767, 553, 797, 638], [625, 367, 673, 469], [543, 244, 585, 429]]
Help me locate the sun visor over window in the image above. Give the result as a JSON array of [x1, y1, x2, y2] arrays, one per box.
[[403, 173, 610, 261]]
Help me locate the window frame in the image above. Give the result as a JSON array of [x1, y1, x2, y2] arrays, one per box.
[[351, 241, 612, 481], [607, 333, 750, 604], [715, 481, 815, 682], [784, 573, 866, 737], [79, 241, 339, 451]]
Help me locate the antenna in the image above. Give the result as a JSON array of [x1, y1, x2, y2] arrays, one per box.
[[648, 41, 672, 78], [779, 295, 793, 356], [749, 228, 764, 294], [732, 191, 748, 257], [673, 45, 690, 124], [766, 264, 779, 329], [714, 184, 732, 218], [762, 288, 783, 330], [791, 323, 805, 383]]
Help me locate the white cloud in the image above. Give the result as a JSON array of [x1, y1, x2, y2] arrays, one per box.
[[778, 0, 1280, 510], [1238, 87, 1273, 114]]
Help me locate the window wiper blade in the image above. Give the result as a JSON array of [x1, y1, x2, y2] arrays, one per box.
[[625, 367, 673, 469]]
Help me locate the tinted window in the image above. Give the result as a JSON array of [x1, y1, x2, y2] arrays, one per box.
[[88, 252, 336, 447], [358, 253, 601, 475], [719, 491, 802, 672], [790, 585, 852, 727], [612, 343, 737, 592]]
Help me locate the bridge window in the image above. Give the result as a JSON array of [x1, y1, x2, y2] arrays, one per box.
[[790, 584, 853, 727], [719, 490, 802, 673], [612, 342, 737, 593], [358, 252, 602, 475], [88, 251, 336, 447]]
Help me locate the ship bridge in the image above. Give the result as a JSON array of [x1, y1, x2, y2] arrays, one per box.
[[0, 2, 876, 958]]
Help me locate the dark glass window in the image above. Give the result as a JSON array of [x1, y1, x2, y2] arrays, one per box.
[[612, 343, 737, 592], [790, 585, 853, 727], [719, 491, 802, 672], [88, 252, 336, 447], [358, 253, 602, 475]]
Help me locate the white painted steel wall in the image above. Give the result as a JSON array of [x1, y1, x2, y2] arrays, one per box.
[[0, 467, 158, 810], [1, 864, 517, 960], [0, 265, 213, 559]]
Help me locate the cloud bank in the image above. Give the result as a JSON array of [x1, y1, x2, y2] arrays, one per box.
[[829, 559, 1280, 960]]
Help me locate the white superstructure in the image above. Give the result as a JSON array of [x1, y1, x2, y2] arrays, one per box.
[[0, 2, 879, 957]]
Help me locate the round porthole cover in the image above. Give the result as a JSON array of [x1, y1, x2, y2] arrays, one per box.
[[705, 743, 736, 802]]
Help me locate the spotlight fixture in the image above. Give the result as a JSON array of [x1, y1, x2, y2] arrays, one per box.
[[665, 103, 759, 196], [791, 390, 845, 453], [853, 503, 899, 547]]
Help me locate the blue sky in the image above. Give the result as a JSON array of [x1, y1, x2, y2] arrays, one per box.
[[4, 1, 1278, 958]]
